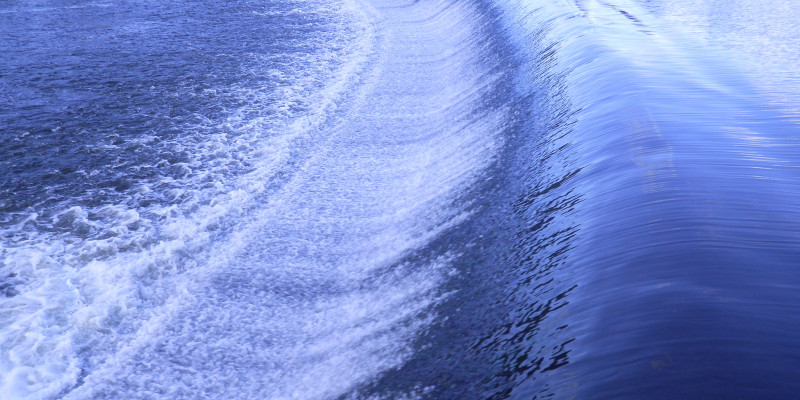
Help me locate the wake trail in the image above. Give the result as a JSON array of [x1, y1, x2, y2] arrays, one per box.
[[62, 1, 509, 398]]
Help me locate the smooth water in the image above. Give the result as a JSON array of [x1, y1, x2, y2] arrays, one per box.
[[2, 0, 799, 398]]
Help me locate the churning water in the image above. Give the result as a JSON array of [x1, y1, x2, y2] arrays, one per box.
[[2, 0, 799, 399]]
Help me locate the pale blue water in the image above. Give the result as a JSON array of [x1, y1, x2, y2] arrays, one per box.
[[2, 0, 799, 398]]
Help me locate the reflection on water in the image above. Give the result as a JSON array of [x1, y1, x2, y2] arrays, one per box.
[[500, 0, 800, 398], [638, 0, 800, 117]]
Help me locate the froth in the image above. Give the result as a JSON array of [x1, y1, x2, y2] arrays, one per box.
[[0, 0, 375, 397]]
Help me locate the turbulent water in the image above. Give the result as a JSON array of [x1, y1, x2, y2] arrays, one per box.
[[2, 0, 799, 398]]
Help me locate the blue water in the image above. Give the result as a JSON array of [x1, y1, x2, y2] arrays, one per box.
[[2, 0, 799, 398]]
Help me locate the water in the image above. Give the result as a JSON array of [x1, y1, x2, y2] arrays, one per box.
[[2, 0, 799, 398]]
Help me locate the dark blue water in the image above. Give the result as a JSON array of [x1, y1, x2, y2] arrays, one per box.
[[2, 0, 800, 398], [388, 1, 800, 398]]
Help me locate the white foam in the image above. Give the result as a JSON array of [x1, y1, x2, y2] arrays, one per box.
[[0, 1, 376, 397], [4, 0, 512, 397], [63, 0, 510, 396]]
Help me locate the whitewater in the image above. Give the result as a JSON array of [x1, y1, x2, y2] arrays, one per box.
[[2, 0, 799, 399]]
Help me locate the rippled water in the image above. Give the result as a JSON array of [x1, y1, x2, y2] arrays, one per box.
[[2, 0, 799, 398]]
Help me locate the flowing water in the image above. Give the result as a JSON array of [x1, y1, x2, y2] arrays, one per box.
[[1, 0, 799, 398]]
